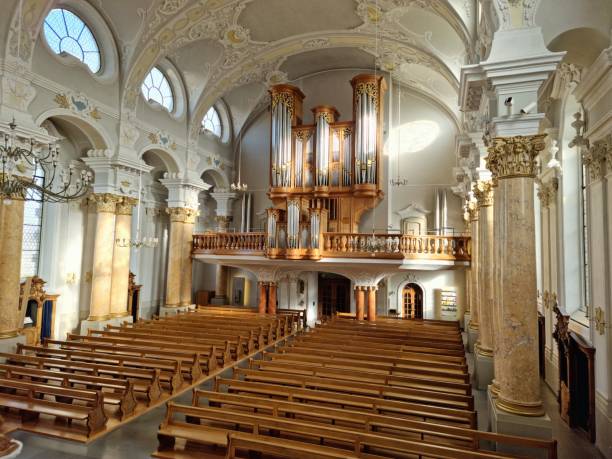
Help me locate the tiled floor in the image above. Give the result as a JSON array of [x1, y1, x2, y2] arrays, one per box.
[[7, 342, 606, 458]]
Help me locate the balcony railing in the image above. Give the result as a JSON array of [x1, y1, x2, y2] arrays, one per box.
[[193, 231, 470, 262]]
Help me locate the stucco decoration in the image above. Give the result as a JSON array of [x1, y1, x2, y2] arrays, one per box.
[[6, 0, 50, 66], [119, 110, 141, 148], [0, 72, 36, 113], [54, 92, 102, 120], [147, 130, 177, 150], [206, 155, 226, 171]]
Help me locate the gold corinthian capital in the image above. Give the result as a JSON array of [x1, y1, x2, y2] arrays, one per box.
[[485, 134, 547, 180]]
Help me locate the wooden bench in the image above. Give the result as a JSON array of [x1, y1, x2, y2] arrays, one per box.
[[0, 363, 137, 420], [1, 352, 163, 404], [0, 377, 107, 436], [154, 402, 513, 459], [214, 377, 476, 427]]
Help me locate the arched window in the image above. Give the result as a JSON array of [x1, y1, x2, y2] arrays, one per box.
[[43, 8, 101, 73], [202, 107, 222, 138], [141, 67, 174, 112], [21, 166, 45, 277]]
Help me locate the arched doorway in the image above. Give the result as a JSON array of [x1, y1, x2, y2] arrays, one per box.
[[318, 273, 350, 318], [402, 283, 423, 319]]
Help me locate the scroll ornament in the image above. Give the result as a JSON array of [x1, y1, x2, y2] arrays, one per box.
[[271, 92, 294, 116], [355, 82, 379, 111], [486, 134, 547, 179]]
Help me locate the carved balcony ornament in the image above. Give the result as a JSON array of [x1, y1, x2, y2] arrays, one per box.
[[473, 180, 494, 207], [485, 134, 547, 180], [552, 304, 570, 345], [568, 112, 588, 149]]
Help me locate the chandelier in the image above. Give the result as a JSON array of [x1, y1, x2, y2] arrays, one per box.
[[230, 128, 248, 192], [390, 78, 408, 187], [0, 119, 92, 203], [115, 169, 159, 249]]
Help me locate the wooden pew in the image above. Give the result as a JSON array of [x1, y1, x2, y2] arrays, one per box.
[[0, 377, 107, 436], [214, 377, 476, 427], [0, 363, 137, 420], [233, 367, 474, 410], [154, 402, 513, 459], [63, 334, 230, 369], [1, 352, 163, 404]]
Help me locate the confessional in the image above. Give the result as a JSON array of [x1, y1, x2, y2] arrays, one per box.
[[127, 272, 142, 322], [553, 305, 596, 442], [18, 276, 59, 345]]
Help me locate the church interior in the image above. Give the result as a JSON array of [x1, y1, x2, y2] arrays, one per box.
[[0, 0, 610, 458]]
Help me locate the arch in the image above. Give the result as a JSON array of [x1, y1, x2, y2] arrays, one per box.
[[35, 109, 112, 151], [396, 279, 427, 318], [137, 146, 181, 175], [200, 166, 230, 189]]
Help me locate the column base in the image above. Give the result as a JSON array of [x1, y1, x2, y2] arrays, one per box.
[[467, 325, 478, 353], [0, 334, 26, 358], [475, 348, 494, 390], [80, 315, 133, 334], [463, 312, 471, 331], [210, 296, 228, 305], [159, 304, 195, 316], [488, 388, 552, 458]]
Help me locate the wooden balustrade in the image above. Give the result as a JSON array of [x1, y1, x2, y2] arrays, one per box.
[[192, 232, 266, 255], [193, 232, 470, 262]]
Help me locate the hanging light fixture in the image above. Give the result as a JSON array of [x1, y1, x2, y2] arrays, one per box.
[[0, 118, 93, 203], [115, 169, 159, 249], [230, 128, 248, 192], [390, 79, 408, 187]]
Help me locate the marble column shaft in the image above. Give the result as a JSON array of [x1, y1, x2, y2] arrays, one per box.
[[215, 265, 229, 299], [180, 214, 196, 306], [109, 197, 137, 318], [475, 181, 495, 356], [89, 194, 122, 320], [487, 134, 546, 417], [258, 282, 267, 314], [268, 283, 277, 315], [469, 211, 480, 331], [491, 183, 504, 396], [367, 287, 377, 321], [355, 287, 365, 321], [0, 198, 25, 337], [165, 207, 196, 307]]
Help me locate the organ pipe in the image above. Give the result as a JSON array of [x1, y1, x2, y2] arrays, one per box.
[[313, 106, 339, 189], [287, 199, 300, 249]]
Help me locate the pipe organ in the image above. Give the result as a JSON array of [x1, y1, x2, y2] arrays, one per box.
[[267, 74, 386, 259]]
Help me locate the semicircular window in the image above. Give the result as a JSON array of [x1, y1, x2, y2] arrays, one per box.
[[141, 67, 174, 112], [202, 107, 222, 138], [43, 8, 101, 73]]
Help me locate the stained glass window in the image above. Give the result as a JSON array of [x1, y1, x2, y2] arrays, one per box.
[[21, 166, 45, 278], [43, 8, 101, 73], [141, 67, 174, 112], [202, 107, 222, 138]]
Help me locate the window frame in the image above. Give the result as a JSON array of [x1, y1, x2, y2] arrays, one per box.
[[202, 106, 223, 138], [141, 66, 175, 113], [21, 165, 45, 278]]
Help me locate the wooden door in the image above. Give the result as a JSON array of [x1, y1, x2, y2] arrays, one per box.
[[318, 274, 350, 318], [402, 284, 423, 319]]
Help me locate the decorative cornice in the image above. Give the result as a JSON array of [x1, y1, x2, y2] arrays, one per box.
[[486, 135, 547, 179], [116, 197, 138, 216], [166, 207, 198, 224]]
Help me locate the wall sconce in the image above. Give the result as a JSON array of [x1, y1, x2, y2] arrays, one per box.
[[65, 272, 77, 284], [595, 306, 606, 335]]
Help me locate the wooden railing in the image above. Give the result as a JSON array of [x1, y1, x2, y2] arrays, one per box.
[[322, 233, 471, 261], [193, 232, 266, 255], [193, 232, 470, 262]]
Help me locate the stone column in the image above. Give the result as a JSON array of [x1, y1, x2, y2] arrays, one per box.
[[165, 207, 187, 308], [213, 265, 229, 304], [487, 134, 546, 417], [180, 210, 197, 306], [367, 287, 377, 321], [210, 191, 237, 232], [88, 194, 121, 320], [491, 181, 503, 397], [268, 283, 277, 315], [467, 204, 479, 353], [474, 180, 495, 389], [355, 287, 365, 321], [0, 198, 25, 338], [258, 282, 267, 314], [109, 197, 137, 318]]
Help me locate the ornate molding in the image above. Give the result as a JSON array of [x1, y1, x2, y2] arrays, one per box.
[[486, 135, 547, 179], [473, 180, 494, 207], [582, 137, 609, 182], [116, 197, 138, 216], [537, 180, 557, 208], [54, 92, 102, 120], [89, 193, 123, 213], [595, 306, 606, 335], [166, 206, 198, 224]]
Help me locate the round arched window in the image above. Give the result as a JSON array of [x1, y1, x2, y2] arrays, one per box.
[[202, 107, 222, 138], [43, 8, 101, 73], [141, 67, 174, 112]]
